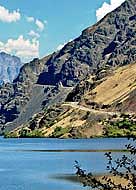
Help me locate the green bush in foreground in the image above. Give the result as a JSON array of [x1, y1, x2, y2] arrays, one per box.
[[75, 137, 136, 190]]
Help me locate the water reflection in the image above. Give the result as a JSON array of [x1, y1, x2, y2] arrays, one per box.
[[0, 137, 129, 190]]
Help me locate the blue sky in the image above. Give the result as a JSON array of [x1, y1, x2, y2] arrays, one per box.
[[0, 0, 125, 62]]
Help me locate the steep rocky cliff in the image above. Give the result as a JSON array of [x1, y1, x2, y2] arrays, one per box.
[[0, 52, 22, 85], [0, 56, 50, 130], [37, 0, 136, 86], [0, 0, 136, 133]]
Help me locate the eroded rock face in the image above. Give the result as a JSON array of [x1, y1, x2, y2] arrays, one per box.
[[0, 57, 48, 130], [0, 0, 136, 132], [38, 0, 136, 86], [0, 52, 23, 85]]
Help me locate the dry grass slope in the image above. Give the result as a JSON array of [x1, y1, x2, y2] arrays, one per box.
[[84, 63, 136, 106]]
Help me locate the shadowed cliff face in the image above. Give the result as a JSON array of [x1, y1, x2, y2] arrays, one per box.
[[0, 56, 49, 129], [0, 0, 136, 132]]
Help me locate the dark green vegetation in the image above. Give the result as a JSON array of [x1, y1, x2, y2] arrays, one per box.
[[4, 128, 44, 138], [51, 126, 70, 138], [104, 118, 136, 137]]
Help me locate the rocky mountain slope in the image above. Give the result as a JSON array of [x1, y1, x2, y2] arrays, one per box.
[[0, 52, 22, 85], [37, 0, 135, 86], [6, 63, 136, 138], [0, 0, 136, 134]]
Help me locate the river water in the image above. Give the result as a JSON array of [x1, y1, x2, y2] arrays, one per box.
[[0, 137, 129, 190]]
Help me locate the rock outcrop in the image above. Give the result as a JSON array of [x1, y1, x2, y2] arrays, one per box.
[[0, 52, 23, 85], [38, 0, 136, 86]]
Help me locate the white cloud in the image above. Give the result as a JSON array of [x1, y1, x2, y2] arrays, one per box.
[[26, 16, 34, 22], [96, 0, 125, 21], [56, 39, 73, 51], [0, 35, 39, 62], [0, 5, 21, 23], [28, 30, 40, 38], [36, 19, 44, 31], [0, 41, 4, 47], [26, 16, 46, 32]]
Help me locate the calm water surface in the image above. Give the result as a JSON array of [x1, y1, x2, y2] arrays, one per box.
[[0, 137, 129, 190]]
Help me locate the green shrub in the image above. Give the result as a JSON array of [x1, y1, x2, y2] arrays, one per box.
[[52, 126, 70, 138], [26, 129, 44, 137], [4, 131, 18, 138], [4, 128, 44, 138], [104, 119, 136, 137]]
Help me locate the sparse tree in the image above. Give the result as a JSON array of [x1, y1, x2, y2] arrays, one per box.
[[75, 137, 136, 190]]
